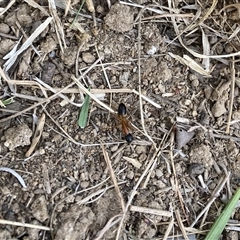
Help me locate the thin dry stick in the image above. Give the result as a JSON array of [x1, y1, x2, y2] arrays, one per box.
[[25, 113, 45, 157], [48, 0, 66, 52], [142, 127, 171, 191], [142, 13, 194, 20], [0, 219, 51, 231], [0, 57, 102, 123], [24, 0, 49, 16], [190, 172, 230, 227], [116, 148, 159, 239], [187, 0, 218, 31], [226, 59, 235, 134], [94, 214, 122, 240], [42, 106, 122, 147], [137, 10, 156, 147], [130, 205, 172, 217], [72, 76, 115, 113], [95, 45, 113, 110], [0, 0, 15, 15], [175, 209, 189, 240], [3, 79, 161, 109], [49, 178, 124, 235], [100, 142, 125, 212], [163, 217, 174, 240], [168, 124, 189, 225], [34, 77, 82, 107], [198, 207, 210, 240]]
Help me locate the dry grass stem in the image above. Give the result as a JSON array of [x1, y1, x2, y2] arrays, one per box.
[[0, 57, 103, 123], [120, 1, 166, 15], [190, 173, 230, 227], [0, 219, 51, 231], [175, 209, 189, 240], [86, 0, 95, 12], [142, 13, 194, 21], [24, 0, 49, 16], [12, 93, 45, 102], [51, 186, 68, 201], [4, 17, 52, 71], [25, 113, 46, 157], [116, 148, 159, 239], [0, 0, 16, 16], [72, 76, 115, 113], [100, 142, 125, 212], [130, 205, 172, 217], [187, 0, 218, 31], [163, 217, 174, 240], [34, 77, 83, 107], [95, 46, 113, 108], [94, 214, 122, 240], [226, 59, 236, 134], [48, 0, 66, 52], [137, 11, 156, 147], [77, 187, 110, 205]]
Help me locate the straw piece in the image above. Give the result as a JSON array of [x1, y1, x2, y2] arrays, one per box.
[[130, 205, 172, 217], [4, 17, 52, 71], [25, 113, 46, 157], [24, 0, 49, 15], [0, 219, 51, 231], [48, 0, 66, 53]]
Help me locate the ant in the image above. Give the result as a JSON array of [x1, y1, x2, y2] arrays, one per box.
[[118, 103, 133, 143]]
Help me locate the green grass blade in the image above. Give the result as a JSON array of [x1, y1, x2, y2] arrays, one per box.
[[205, 188, 240, 240], [1, 97, 14, 106], [78, 91, 90, 129], [71, 0, 86, 28]]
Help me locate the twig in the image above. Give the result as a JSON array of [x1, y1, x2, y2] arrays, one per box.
[[226, 59, 235, 134], [175, 209, 189, 240], [0, 219, 51, 231], [25, 113, 45, 157], [163, 217, 174, 240], [0, 57, 103, 123], [137, 9, 156, 147], [116, 147, 159, 239], [100, 142, 125, 212], [190, 172, 230, 227], [130, 205, 172, 217]]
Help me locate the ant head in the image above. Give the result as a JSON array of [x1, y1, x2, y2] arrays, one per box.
[[125, 133, 133, 143]]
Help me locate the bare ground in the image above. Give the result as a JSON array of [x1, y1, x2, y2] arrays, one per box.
[[0, 0, 240, 239]]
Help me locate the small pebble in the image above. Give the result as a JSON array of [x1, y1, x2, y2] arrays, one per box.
[[146, 45, 157, 55], [127, 170, 134, 180], [81, 181, 89, 188], [155, 169, 163, 178], [212, 102, 226, 117], [0, 23, 10, 34], [82, 52, 96, 64], [192, 79, 199, 87]]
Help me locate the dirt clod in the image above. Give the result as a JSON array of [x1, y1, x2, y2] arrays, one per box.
[[4, 124, 32, 150], [212, 101, 226, 117], [54, 205, 95, 240], [82, 52, 96, 64], [31, 195, 49, 222], [189, 144, 213, 169], [104, 3, 134, 32]]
